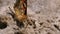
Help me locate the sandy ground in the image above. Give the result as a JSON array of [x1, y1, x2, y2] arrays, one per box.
[[0, 0, 60, 34]]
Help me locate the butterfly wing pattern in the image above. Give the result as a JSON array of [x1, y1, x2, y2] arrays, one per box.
[[8, 0, 27, 28], [14, 0, 27, 22]]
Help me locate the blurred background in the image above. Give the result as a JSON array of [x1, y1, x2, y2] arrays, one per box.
[[0, 0, 60, 34]]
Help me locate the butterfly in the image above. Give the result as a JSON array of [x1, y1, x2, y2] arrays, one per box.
[[8, 0, 27, 22]]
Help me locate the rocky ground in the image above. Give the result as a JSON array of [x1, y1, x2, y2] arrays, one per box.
[[0, 0, 60, 34]]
